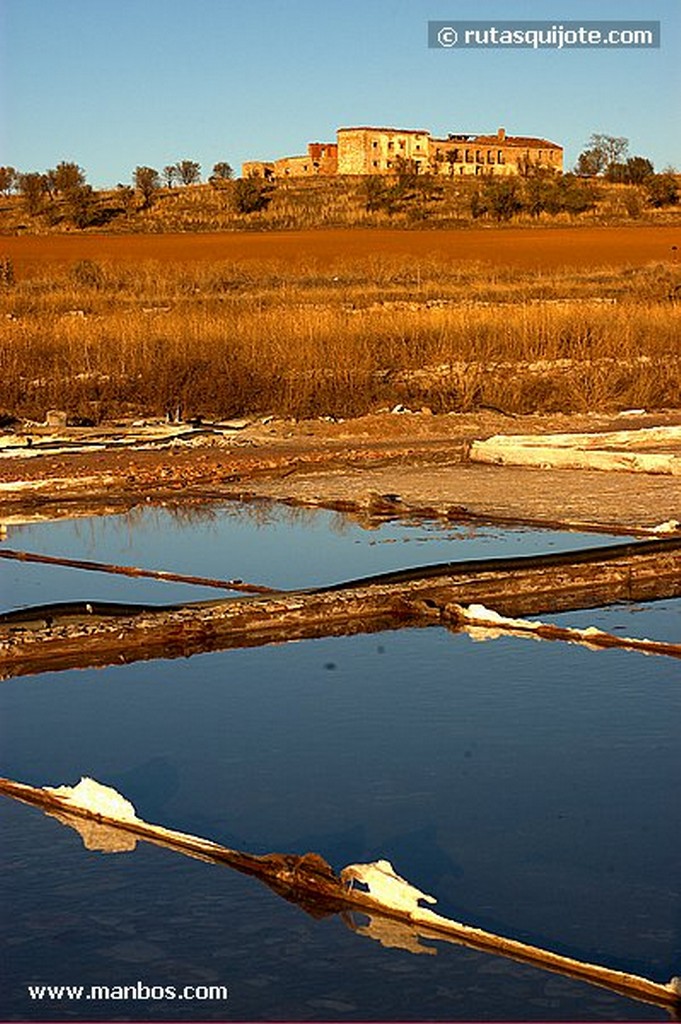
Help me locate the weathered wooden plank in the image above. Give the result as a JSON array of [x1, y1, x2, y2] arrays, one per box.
[[1, 538, 679, 679]]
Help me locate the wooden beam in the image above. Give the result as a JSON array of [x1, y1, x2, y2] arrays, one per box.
[[1, 538, 680, 679]]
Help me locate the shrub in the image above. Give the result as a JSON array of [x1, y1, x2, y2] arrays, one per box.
[[231, 176, 272, 213], [645, 173, 679, 208]]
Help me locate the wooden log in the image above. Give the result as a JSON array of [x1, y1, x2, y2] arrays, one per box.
[[0, 775, 679, 1012], [1, 538, 680, 679], [0, 546, 279, 595]]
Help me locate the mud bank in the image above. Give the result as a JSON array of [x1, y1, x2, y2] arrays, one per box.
[[1, 410, 680, 535]]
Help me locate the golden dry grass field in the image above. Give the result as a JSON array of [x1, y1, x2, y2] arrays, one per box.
[[0, 226, 679, 423]]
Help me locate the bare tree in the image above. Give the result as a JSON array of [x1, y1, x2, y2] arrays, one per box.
[[163, 165, 178, 188], [590, 134, 629, 168], [576, 134, 629, 176]]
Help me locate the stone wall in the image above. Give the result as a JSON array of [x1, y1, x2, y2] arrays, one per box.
[[430, 129, 562, 177], [337, 128, 430, 175], [241, 160, 275, 179]]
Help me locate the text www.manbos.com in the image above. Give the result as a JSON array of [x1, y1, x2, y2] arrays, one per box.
[[27, 981, 229, 1002]]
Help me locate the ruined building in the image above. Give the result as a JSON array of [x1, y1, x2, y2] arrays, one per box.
[[242, 126, 563, 179]]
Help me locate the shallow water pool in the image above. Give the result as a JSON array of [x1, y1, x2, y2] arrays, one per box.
[[0, 504, 679, 1021]]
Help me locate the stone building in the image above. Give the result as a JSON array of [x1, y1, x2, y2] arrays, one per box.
[[242, 142, 338, 180], [243, 125, 562, 179]]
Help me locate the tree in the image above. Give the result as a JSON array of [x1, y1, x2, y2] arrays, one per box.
[[176, 160, 201, 185], [162, 165, 178, 188], [558, 174, 600, 214], [363, 175, 397, 213], [625, 156, 654, 184], [523, 177, 555, 217], [575, 148, 607, 177], [482, 179, 522, 221], [116, 184, 136, 215], [53, 161, 86, 195], [133, 166, 160, 208], [212, 162, 234, 180], [65, 184, 96, 228], [605, 156, 653, 184], [18, 172, 48, 214], [0, 166, 17, 195], [576, 134, 629, 176]]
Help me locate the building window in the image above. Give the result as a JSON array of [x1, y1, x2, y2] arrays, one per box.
[[465, 149, 473, 162], [399, 141, 405, 149], [372, 141, 378, 148], [388, 141, 394, 150], [487, 150, 495, 163], [372, 160, 379, 167], [498, 150, 505, 164]]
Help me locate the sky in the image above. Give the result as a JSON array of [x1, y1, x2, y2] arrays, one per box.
[[1, 0, 680, 187]]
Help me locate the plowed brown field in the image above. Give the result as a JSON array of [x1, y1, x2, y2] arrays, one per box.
[[2, 226, 679, 273]]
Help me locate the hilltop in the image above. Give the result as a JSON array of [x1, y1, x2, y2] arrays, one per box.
[[1, 173, 680, 236]]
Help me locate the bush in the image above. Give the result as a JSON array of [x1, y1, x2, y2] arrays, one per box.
[[231, 176, 272, 213], [645, 173, 679, 208], [470, 179, 522, 221], [70, 260, 105, 289], [0, 256, 15, 287]]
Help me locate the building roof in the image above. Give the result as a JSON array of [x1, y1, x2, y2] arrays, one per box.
[[338, 126, 429, 136], [339, 126, 562, 148], [474, 135, 562, 149], [433, 133, 561, 149]]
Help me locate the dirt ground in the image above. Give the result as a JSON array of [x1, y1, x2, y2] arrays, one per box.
[[3, 225, 680, 274], [2, 409, 680, 535]]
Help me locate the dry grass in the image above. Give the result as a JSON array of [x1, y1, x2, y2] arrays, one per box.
[[1, 256, 679, 422], [1, 177, 680, 236]]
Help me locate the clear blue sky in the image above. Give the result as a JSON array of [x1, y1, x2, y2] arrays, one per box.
[[1, 0, 679, 187]]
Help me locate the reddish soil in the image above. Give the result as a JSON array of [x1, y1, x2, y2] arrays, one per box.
[[2, 226, 680, 274]]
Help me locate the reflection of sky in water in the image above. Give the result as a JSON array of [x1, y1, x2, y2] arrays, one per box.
[[1, 627, 679, 1021], [1, 504, 678, 1020], [2, 501, 636, 607], [546, 599, 680, 645]]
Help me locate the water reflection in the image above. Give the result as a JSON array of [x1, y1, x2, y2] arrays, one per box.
[[2, 499, 635, 608]]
